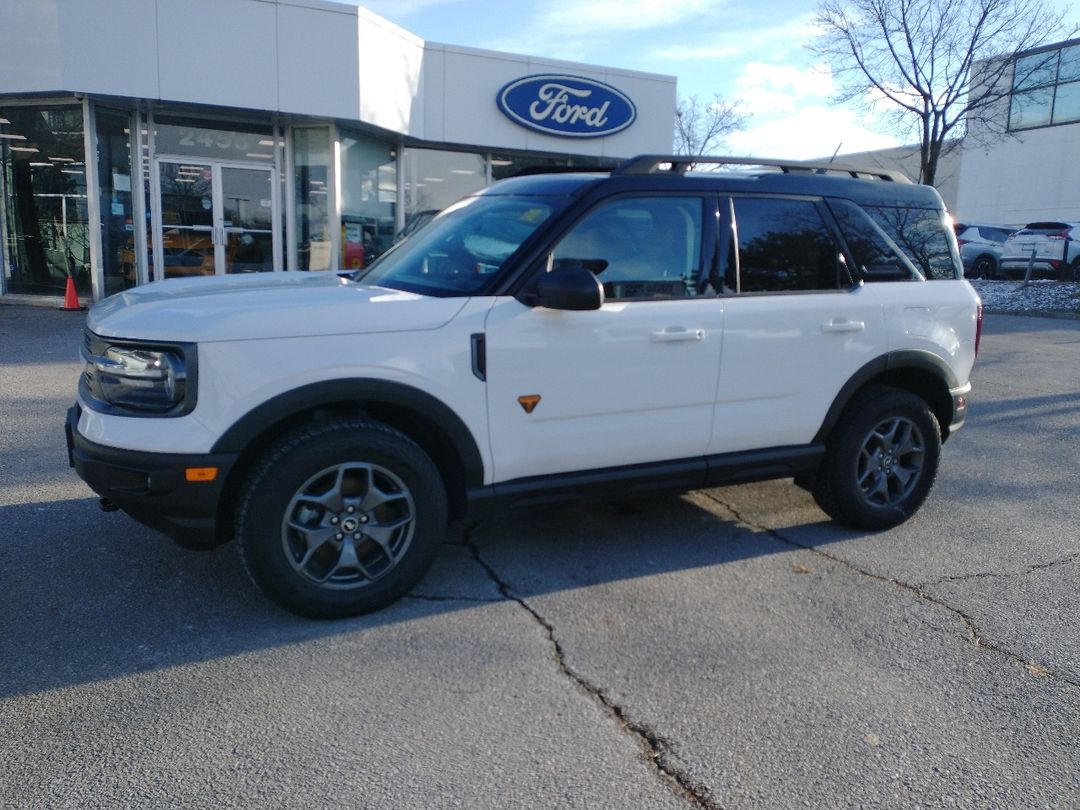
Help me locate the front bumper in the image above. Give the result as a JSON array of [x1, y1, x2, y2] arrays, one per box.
[[66, 405, 238, 548]]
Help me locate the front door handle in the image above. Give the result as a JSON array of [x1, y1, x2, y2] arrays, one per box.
[[651, 328, 705, 343], [822, 319, 865, 334]]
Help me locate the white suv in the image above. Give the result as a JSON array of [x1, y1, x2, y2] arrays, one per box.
[[67, 155, 982, 618], [999, 221, 1080, 281]]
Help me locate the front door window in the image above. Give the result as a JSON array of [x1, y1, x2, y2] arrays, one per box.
[[156, 160, 277, 279]]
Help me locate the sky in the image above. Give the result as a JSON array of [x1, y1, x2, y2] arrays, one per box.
[[356, 0, 905, 159]]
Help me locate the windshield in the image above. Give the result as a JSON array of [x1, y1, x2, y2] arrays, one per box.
[[360, 195, 557, 295]]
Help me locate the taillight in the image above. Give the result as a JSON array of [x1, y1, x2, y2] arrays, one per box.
[[956, 239, 969, 247], [975, 303, 983, 358], [1047, 230, 1070, 240]]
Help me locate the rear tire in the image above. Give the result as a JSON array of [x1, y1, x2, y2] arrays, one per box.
[[970, 254, 996, 279], [236, 418, 447, 618], [1062, 258, 1080, 283], [813, 387, 941, 531]]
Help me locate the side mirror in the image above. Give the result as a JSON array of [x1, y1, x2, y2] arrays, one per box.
[[534, 266, 604, 311]]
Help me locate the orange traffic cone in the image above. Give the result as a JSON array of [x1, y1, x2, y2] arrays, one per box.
[[61, 276, 83, 311]]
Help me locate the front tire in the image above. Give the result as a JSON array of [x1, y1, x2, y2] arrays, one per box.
[[236, 418, 447, 618], [813, 387, 941, 531]]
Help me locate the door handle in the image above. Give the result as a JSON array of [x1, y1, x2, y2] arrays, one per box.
[[821, 319, 865, 334], [651, 328, 705, 343]]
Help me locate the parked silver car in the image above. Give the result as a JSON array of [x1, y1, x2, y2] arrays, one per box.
[[999, 221, 1080, 281], [954, 223, 1012, 278]]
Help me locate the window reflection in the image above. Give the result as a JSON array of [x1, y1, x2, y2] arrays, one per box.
[[0, 105, 89, 297], [863, 206, 956, 280], [96, 108, 136, 296], [732, 198, 842, 292], [294, 127, 331, 270], [340, 130, 395, 268], [402, 148, 485, 219]]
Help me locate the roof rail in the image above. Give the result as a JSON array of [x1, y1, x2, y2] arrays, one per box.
[[612, 154, 911, 183]]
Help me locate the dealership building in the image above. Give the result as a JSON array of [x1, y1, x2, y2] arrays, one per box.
[[0, 0, 676, 305]]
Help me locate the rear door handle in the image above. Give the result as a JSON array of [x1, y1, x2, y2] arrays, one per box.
[[651, 328, 705, 343], [821, 319, 865, 334]]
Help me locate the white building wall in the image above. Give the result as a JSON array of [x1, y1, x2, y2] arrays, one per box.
[[957, 125, 1080, 226], [0, 0, 676, 157], [956, 50, 1080, 226]]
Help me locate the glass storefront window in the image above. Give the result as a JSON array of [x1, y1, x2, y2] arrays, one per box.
[[153, 118, 275, 164], [402, 148, 485, 224], [1, 104, 89, 297], [96, 108, 135, 297], [1052, 80, 1080, 124], [340, 130, 395, 268], [1009, 87, 1054, 129], [489, 153, 616, 182], [294, 127, 331, 270]]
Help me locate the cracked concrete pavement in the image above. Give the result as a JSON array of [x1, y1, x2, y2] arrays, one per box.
[[1, 307, 1078, 807]]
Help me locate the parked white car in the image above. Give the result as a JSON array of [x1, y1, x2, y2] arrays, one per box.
[[999, 221, 1080, 281], [954, 223, 1012, 278]]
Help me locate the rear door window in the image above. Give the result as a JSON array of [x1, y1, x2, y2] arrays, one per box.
[[728, 197, 847, 293]]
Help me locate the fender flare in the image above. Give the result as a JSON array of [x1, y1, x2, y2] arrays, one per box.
[[813, 351, 959, 444], [210, 379, 485, 488]]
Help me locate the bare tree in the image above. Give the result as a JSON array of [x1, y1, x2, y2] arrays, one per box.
[[813, 0, 1074, 186], [673, 94, 746, 159]]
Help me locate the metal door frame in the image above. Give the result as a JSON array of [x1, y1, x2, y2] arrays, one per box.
[[151, 155, 280, 279]]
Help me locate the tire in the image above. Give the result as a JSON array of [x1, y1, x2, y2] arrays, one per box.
[[813, 386, 941, 531], [970, 254, 996, 279], [1062, 258, 1080, 283], [236, 418, 447, 619]]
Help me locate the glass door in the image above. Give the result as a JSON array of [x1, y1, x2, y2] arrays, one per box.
[[155, 159, 277, 278], [221, 165, 274, 273], [157, 160, 216, 279]]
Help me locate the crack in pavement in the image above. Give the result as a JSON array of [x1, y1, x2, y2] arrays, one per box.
[[918, 552, 1080, 587], [461, 528, 720, 810], [405, 593, 504, 604], [703, 493, 1080, 690]]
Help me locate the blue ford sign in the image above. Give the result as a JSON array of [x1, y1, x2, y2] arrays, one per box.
[[497, 74, 636, 138]]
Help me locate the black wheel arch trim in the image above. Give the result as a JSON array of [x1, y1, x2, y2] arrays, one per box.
[[814, 351, 960, 444], [210, 379, 486, 488]]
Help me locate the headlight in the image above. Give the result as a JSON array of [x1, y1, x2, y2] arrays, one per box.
[[80, 332, 196, 416]]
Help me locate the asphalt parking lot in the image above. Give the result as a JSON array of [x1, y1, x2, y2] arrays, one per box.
[[1, 304, 1078, 808]]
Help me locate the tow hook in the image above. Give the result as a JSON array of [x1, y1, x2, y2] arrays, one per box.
[[98, 497, 119, 513]]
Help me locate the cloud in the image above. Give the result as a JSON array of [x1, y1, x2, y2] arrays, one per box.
[[726, 105, 901, 160], [484, 0, 729, 62], [536, 0, 723, 34], [733, 62, 836, 117], [649, 16, 821, 63]]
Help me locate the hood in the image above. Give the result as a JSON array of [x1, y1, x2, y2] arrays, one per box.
[[87, 272, 469, 342]]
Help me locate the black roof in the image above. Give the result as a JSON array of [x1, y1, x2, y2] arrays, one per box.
[[476, 155, 943, 209]]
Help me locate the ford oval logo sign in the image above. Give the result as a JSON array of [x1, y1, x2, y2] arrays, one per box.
[[497, 74, 637, 138]]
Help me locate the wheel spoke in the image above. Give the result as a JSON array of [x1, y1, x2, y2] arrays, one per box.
[[281, 459, 417, 590], [365, 514, 412, 548]]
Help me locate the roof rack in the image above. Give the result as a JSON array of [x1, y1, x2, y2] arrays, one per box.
[[612, 155, 911, 183]]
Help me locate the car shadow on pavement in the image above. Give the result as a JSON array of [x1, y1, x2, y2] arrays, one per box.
[[0, 488, 856, 700]]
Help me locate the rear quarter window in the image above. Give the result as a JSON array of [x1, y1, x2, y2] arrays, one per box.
[[863, 205, 959, 280]]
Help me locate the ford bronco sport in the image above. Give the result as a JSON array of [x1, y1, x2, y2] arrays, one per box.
[[67, 155, 982, 618]]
